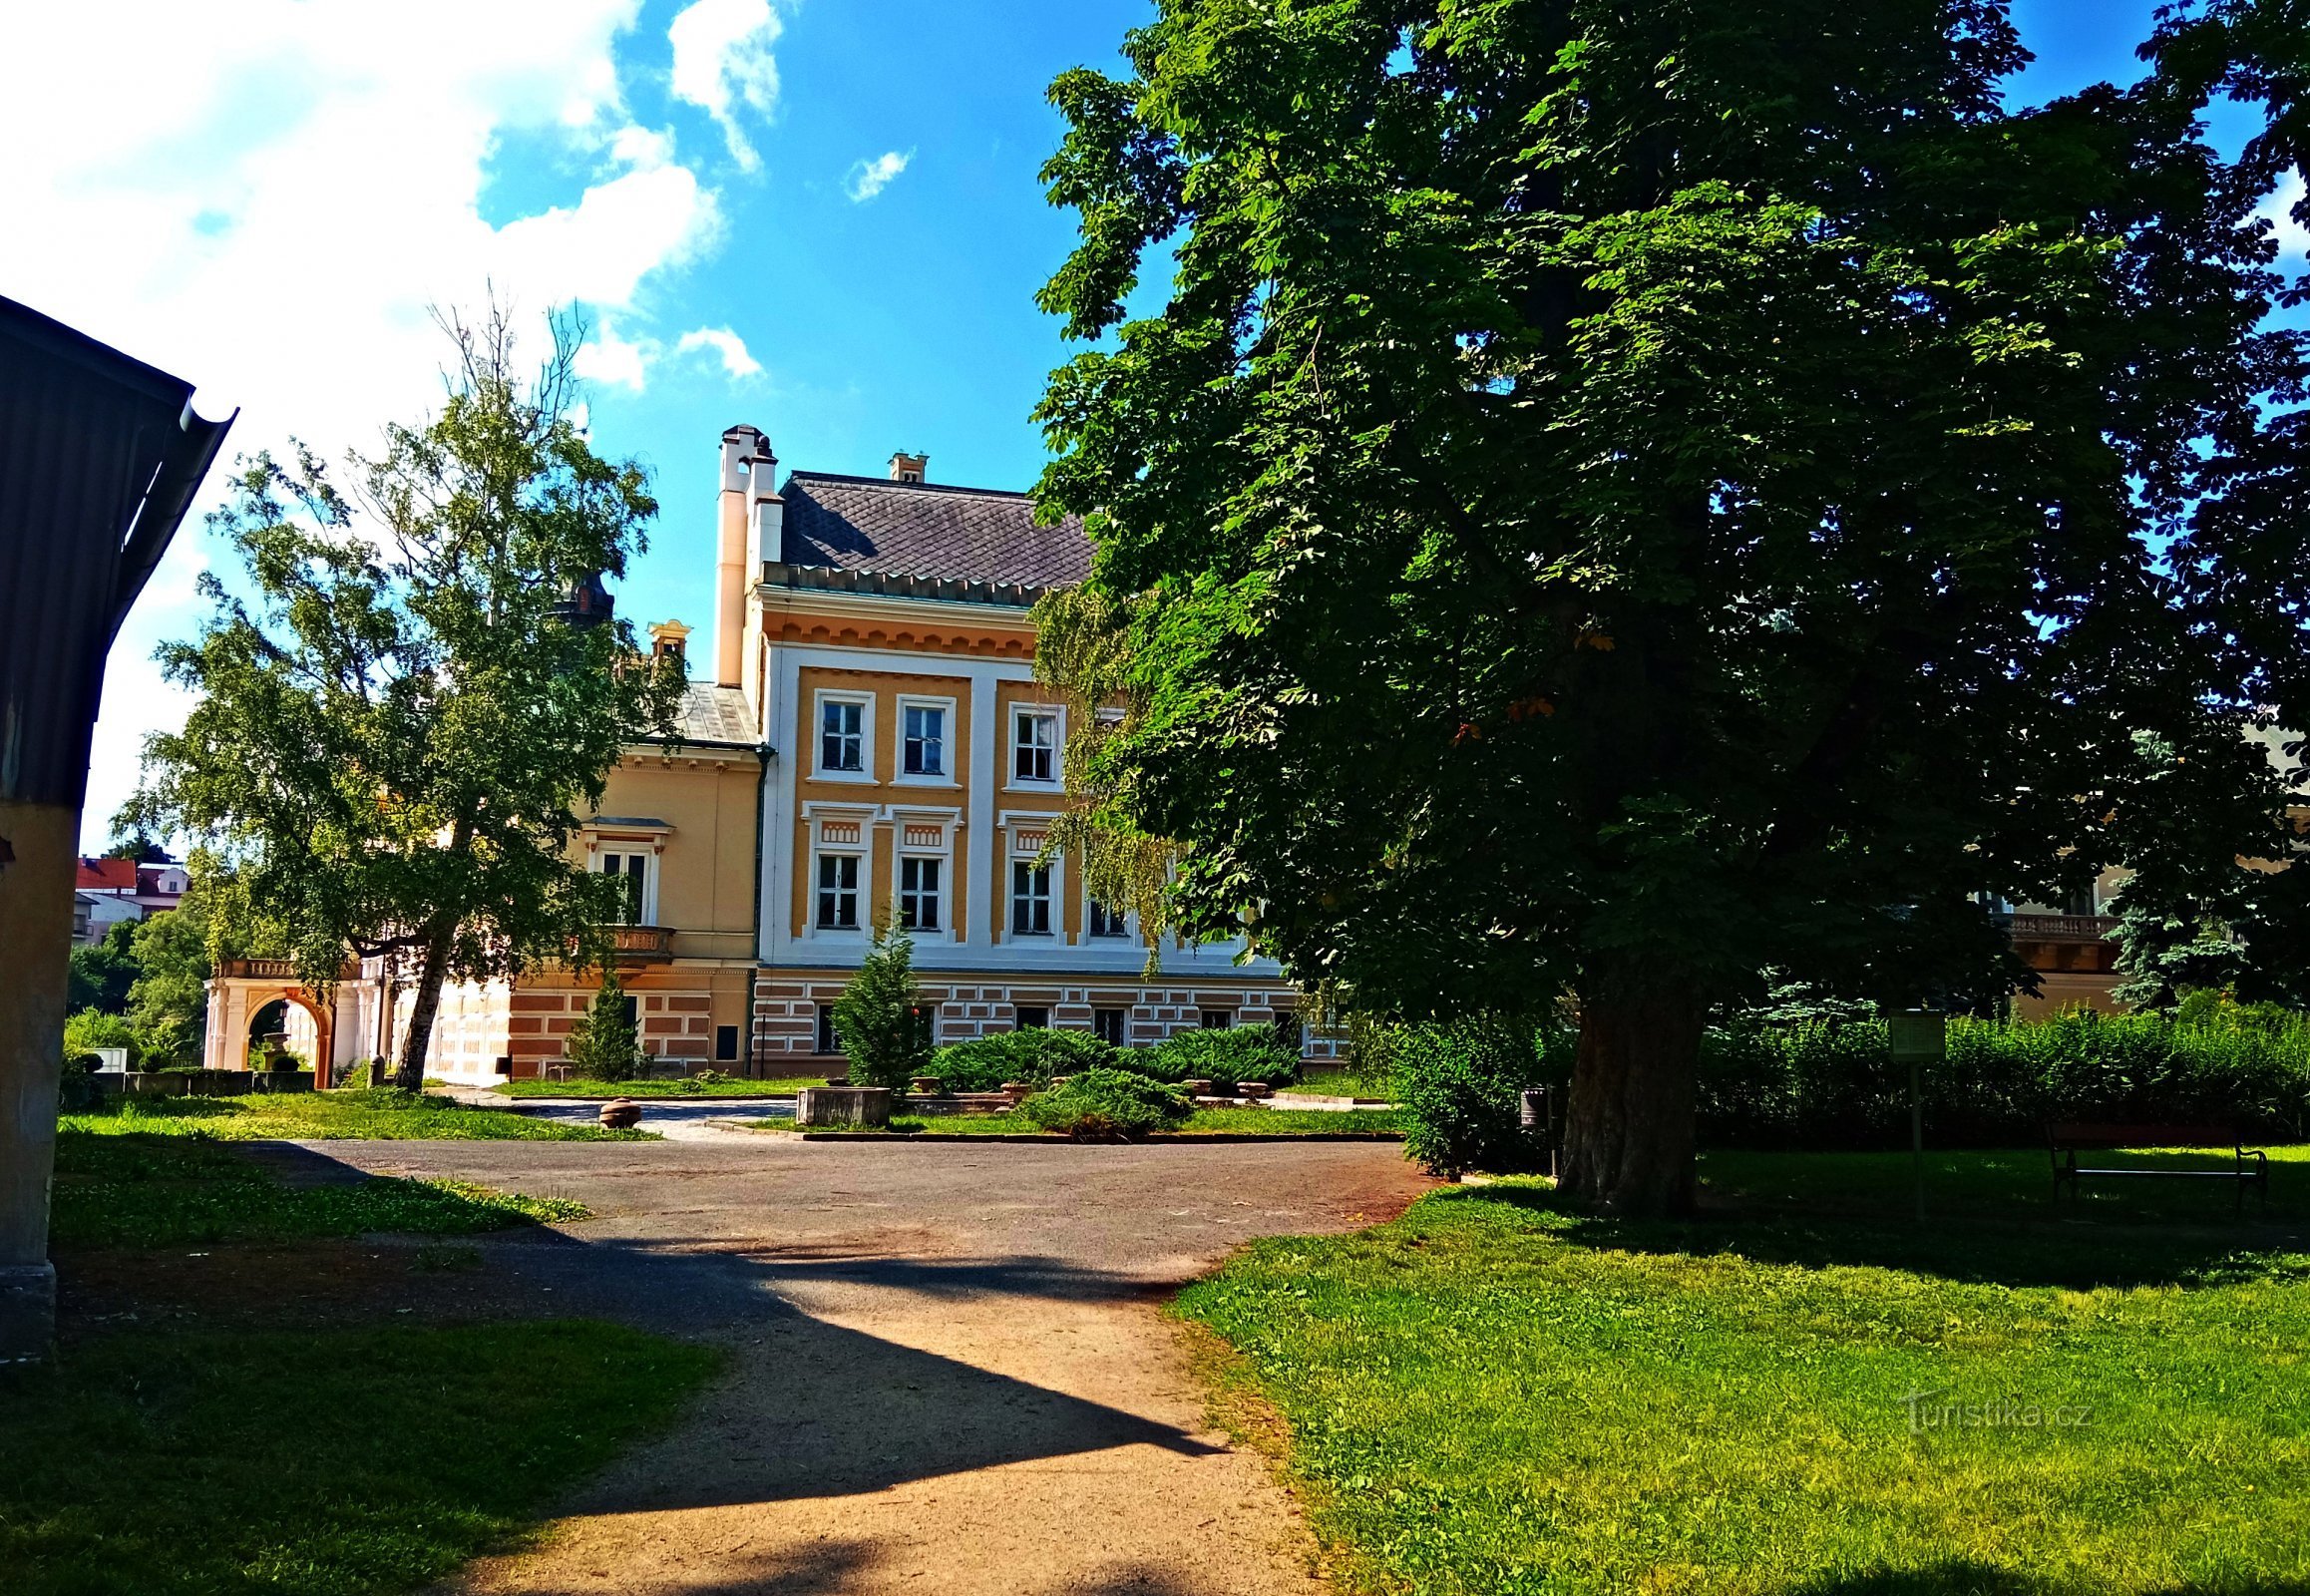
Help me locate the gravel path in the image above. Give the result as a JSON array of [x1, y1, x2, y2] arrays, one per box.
[[305, 1136, 1434, 1595]]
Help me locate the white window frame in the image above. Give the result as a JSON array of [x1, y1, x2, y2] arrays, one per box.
[[812, 689, 876, 783], [1007, 703, 1064, 789], [898, 854, 944, 933], [894, 693, 958, 786], [1009, 856, 1055, 937], [1085, 892, 1131, 941], [814, 851, 864, 932], [582, 824, 669, 927], [596, 849, 654, 926]]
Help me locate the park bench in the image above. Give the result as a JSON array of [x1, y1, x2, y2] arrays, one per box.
[[2047, 1122, 2269, 1210]]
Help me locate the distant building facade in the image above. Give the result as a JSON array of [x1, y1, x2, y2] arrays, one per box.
[[200, 425, 1314, 1081]]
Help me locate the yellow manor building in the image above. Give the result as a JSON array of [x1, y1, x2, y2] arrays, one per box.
[[206, 425, 1313, 1081]]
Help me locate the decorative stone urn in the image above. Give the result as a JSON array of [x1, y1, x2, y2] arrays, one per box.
[[1180, 1078, 1215, 1098], [597, 1098, 642, 1130], [999, 1081, 1032, 1105], [1236, 1081, 1274, 1100], [910, 1075, 944, 1095], [1047, 1076, 1073, 1090]]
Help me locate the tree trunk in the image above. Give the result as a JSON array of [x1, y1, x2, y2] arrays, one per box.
[[392, 917, 455, 1092], [1557, 972, 1707, 1216]]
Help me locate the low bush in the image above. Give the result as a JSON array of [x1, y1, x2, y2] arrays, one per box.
[[1019, 1067, 1192, 1138], [1133, 1025, 1302, 1087], [925, 1027, 1117, 1091], [1392, 1016, 1552, 1178]]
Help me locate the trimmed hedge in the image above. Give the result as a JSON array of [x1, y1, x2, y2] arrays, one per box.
[[1700, 1008, 2310, 1148], [1376, 1004, 2310, 1170]]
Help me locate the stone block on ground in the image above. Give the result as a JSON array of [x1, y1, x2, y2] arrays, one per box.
[[795, 1086, 893, 1127]]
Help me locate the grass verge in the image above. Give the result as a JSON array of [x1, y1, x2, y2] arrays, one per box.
[[50, 1130, 587, 1248], [65, 1088, 647, 1141], [752, 1106, 1404, 1136], [495, 1075, 826, 1098], [1176, 1149, 2310, 1595], [0, 1320, 717, 1596]]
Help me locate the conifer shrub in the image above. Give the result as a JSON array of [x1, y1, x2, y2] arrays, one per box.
[[1019, 1067, 1191, 1139], [924, 1027, 1114, 1092], [1134, 1025, 1302, 1087], [564, 971, 639, 1081], [832, 918, 935, 1091]]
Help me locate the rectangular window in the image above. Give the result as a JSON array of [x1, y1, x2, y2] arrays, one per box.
[[902, 704, 946, 776], [715, 1023, 740, 1061], [1200, 1008, 1233, 1030], [1092, 1007, 1128, 1046], [1015, 1005, 1049, 1030], [816, 854, 861, 929], [814, 1004, 837, 1054], [1013, 709, 1058, 783], [820, 698, 864, 773], [597, 851, 647, 924], [1010, 861, 1052, 935], [1087, 899, 1127, 939], [900, 856, 943, 932]]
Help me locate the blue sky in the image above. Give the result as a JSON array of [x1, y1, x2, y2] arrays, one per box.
[[0, 0, 2296, 847]]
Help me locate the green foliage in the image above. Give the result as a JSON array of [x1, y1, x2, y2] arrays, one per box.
[[66, 920, 139, 1014], [1019, 1067, 1191, 1138], [925, 1025, 1116, 1091], [0, 1321, 715, 1596], [62, 1008, 138, 1067], [832, 918, 934, 1089], [1176, 1159, 2310, 1596], [48, 1129, 587, 1249], [1697, 1005, 2310, 1147], [1136, 1024, 1300, 1086], [122, 871, 221, 1066], [564, 969, 640, 1081], [124, 305, 684, 1089], [1390, 1016, 1551, 1178], [60, 1088, 641, 1143], [1031, 0, 2310, 1205]]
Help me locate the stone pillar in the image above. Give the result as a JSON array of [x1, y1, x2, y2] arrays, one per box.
[[0, 798, 78, 1362]]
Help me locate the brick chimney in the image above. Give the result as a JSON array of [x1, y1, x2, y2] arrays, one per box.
[[889, 451, 928, 484], [716, 425, 767, 687]]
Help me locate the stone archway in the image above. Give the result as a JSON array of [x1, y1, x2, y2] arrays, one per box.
[[205, 961, 338, 1083]]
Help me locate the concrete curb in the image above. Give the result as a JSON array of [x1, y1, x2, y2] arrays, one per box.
[[721, 1123, 1404, 1144]]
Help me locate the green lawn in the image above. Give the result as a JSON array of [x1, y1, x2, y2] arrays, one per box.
[[66, 1087, 646, 1141], [1178, 1148, 2310, 1596], [49, 1128, 587, 1248], [495, 1074, 826, 1098], [754, 1106, 1404, 1136], [0, 1320, 717, 1596]]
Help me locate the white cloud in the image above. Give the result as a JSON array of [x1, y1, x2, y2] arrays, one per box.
[[2260, 170, 2309, 263], [0, 1, 732, 845], [674, 326, 764, 379], [575, 321, 654, 392], [668, 0, 783, 172], [846, 149, 913, 203]]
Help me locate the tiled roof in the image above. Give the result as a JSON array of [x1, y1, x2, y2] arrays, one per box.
[[663, 682, 757, 747], [76, 858, 137, 892], [779, 472, 1094, 591]]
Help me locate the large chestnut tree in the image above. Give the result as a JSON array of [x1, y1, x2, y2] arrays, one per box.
[[1029, 0, 2310, 1212]]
